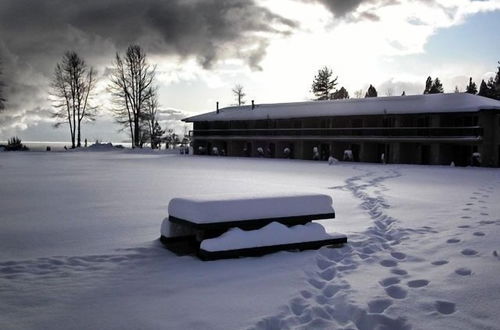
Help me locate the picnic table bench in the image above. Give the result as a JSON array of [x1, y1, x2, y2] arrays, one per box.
[[160, 193, 347, 260]]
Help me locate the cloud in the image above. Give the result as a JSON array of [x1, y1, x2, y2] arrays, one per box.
[[0, 0, 296, 70], [301, 0, 368, 17], [0, 0, 297, 136], [300, 0, 400, 20], [377, 78, 425, 96]]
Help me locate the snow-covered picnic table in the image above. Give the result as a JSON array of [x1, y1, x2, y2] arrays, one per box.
[[160, 193, 347, 260]]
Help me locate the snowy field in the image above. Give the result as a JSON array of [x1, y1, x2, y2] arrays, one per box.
[[1, 151, 500, 330]]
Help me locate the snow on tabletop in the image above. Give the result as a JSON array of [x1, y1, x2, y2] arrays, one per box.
[[167, 192, 335, 224], [200, 222, 344, 252]]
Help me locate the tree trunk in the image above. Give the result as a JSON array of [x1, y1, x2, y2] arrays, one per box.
[[71, 129, 75, 149], [134, 114, 140, 148], [77, 120, 81, 148], [129, 120, 134, 148]]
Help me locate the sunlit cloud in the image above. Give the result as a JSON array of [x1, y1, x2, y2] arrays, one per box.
[[0, 0, 499, 140]]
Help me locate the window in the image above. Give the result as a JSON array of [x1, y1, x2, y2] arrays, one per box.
[[352, 118, 363, 128], [417, 116, 430, 127]]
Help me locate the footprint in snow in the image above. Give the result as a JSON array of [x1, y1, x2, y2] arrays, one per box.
[[315, 295, 328, 305], [300, 290, 313, 299], [380, 259, 398, 267], [461, 249, 478, 256], [391, 252, 406, 260], [379, 277, 400, 287], [473, 232, 485, 237], [462, 208, 470, 211], [479, 220, 495, 225], [318, 267, 336, 281], [407, 279, 429, 288], [385, 285, 408, 299], [391, 268, 408, 276], [461, 216, 471, 219], [431, 260, 449, 266], [308, 278, 326, 290], [458, 225, 471, 228], [435, 301, 456, 315], [316, 257, 333, 270], [289, 297, 308, 316], [367, 299, 393, 313], [480, 212, 489, 216], [322, 284, 343, 298], [455, 267, 472, 276], [447, 238, 460, 244]]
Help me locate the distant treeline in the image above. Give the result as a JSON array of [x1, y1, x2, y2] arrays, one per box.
[[309, 64, 500, 101]]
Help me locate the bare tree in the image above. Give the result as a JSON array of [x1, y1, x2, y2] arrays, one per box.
[[144, 86, 164, 149], [385, 88, 394, 96], [354, 89, 364, 98], [109, 45, 156, 148], [51, 51, 97, 148], [232, 84, 246, 106]]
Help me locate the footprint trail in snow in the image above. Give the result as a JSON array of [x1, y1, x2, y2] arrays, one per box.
[[252, 168, 423, 329]]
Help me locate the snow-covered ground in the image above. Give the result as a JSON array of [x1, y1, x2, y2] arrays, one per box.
[[1, 151, 499, 330]]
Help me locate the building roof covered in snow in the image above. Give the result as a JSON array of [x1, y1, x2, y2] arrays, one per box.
[[183, 93, 500, 122]]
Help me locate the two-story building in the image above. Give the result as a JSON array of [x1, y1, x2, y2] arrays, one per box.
[[183, 93, 500, 167]]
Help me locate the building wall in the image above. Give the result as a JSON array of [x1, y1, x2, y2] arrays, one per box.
[[192, 110, 498, 167]]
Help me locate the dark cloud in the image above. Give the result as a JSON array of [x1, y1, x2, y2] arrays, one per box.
[[0, 0, 296, 69], [359, 11, 380, 21], [309, 0, 367, 17], [301, 0, 401, 20], [0, 0, 297, 135]]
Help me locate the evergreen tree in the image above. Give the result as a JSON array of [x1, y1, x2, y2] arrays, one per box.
[[401, 91, 406, 96], [454, 86, 460, 93], [494, 61, 500, 100], [311, 66, 338, 100], [331, 86, 349, 99], [423, 76, 433, 94], [429, 78, 444, 94], [478, 79, 490, 97], [486, 77, 497, 99], [151, 121, 165, 149], [365, 84, 378, 97], [465, 77, 477, 94]]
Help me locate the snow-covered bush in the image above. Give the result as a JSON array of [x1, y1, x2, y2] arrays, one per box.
[[1, 137, 29, 151], [343, 149, 353, 161], [313, 147, 320, 160], [328, 156, 338, 165]]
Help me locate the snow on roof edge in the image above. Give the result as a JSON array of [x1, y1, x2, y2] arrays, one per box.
[[183, 93, 500, 122]]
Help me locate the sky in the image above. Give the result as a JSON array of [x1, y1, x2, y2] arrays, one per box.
[[0, 0, 499, 143]]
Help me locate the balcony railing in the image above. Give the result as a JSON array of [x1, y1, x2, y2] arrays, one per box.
[[190, 126, 483, 138]]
